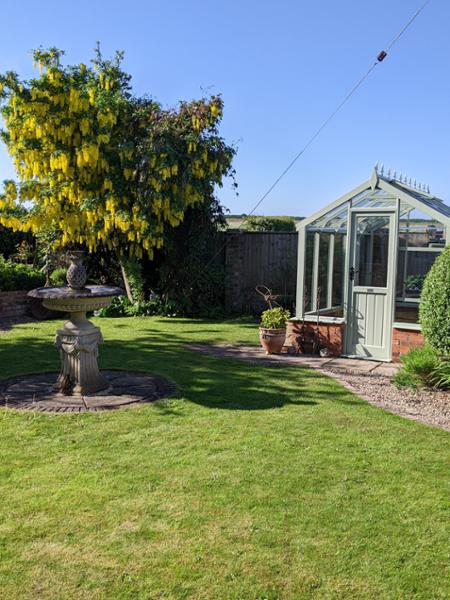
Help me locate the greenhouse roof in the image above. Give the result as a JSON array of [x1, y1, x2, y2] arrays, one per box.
[[387, 178, 450, 219], [301, 166, 450, 231]]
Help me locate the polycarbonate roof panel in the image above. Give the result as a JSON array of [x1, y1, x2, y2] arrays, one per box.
[[388, 179, 450, 219]]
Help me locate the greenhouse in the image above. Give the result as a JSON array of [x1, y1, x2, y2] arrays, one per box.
[[292, 166, 450, 361]]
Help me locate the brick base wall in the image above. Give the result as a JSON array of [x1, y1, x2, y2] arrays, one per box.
[[286, 319, 344, 356], [0, 291, 32, 321], [392, 327, 424, 362]]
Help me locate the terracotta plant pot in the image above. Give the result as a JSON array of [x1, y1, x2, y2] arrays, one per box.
[[259, 327, 286, 355]]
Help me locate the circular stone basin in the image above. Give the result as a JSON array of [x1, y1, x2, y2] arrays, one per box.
[[28, 285, 124, 313], [0, 370, 177, 413]]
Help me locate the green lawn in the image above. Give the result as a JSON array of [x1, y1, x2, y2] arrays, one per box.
[[0, 317, 449, 599]]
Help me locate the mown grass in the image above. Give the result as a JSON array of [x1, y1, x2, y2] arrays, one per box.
[[0, 317, 449, 599]]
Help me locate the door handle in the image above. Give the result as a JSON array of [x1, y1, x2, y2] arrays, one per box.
[[349, 267, 358, 281]]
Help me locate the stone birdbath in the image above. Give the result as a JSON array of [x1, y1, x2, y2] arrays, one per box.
[[0, 252, 176, 412], [28, 251, 124, 396]]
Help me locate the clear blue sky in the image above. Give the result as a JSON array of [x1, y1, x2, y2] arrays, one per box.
[[1, 0, 449, 217]]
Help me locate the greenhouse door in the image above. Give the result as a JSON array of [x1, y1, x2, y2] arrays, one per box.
[[345, 211, 395, 360]]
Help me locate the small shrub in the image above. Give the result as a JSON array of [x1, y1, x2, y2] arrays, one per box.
[[430, 359, 450, 390], [260, 307, 290, 329], [50, 267, 67, 287], [419, 246, 450, 355], [96, 294, 178, 318], [96, 296, 133, 317], [393, 345, 450, 390], [393, 367, 422, 390]]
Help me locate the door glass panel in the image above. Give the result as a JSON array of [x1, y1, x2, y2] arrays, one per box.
[[354, 215, 390, 287]]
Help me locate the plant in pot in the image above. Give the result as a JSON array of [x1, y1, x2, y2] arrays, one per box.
[[259, 307, 290, 354]]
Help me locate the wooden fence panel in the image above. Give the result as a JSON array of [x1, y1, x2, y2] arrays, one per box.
[[224, 231, 298, 314]]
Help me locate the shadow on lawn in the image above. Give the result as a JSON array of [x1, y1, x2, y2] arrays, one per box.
[[1, 326, 358, 411]]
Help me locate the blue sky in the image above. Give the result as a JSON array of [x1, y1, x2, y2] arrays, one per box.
[[1, 0, 448, 217]]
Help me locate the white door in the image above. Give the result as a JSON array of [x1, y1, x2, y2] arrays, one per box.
[[345, 211, 395, 360]]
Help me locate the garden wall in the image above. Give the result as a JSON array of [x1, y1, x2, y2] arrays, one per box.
[[0, 290, 32, 321], [224, 231, 298, 314], [392, 327, 424, 361], [286, 319, 344, 356]]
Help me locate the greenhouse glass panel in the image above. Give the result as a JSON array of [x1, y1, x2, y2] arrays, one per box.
[[317, 233, 330, 309], [304, 201, 349, 315], [395, 203, 446, 323], [304, 231, 315, 312], [332, 233, 346, 312]]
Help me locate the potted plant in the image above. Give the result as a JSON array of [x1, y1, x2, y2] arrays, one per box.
[[259, 307, 290, 354]]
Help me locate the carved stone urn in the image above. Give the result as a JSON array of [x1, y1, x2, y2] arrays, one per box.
[[28, 255, 124, 396], [66, 251, 88, 289]]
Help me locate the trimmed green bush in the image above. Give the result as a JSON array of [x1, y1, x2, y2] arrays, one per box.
[[0, 256, 45, 291], [244, 216, 297, 232], [260, 307, 290, 329], [419, 246, 450, 354]]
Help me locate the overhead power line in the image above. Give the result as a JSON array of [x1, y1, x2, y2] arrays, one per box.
[[244, 0, 433, 219], [195, 0, 433, 279]]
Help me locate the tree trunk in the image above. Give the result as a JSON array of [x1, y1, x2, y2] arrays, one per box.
[[118, 257, 133, 302]]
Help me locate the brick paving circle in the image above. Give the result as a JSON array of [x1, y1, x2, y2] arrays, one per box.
[[0, 370, 176, 413]]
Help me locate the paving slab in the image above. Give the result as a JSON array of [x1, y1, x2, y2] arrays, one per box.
[[0, 370, 176, 413], [188, 343, 399, 378]]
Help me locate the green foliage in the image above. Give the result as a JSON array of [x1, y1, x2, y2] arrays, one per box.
[[143, 197, 227, 317], [49, 267, 67, 287], [260, 306, 290, 329], [0, 207, 35, 259], [419, 246, 450, 354], [430, 359, 450, 390], [405, 274, 426, 292], [0, 224, 33, 259], [393, 345, 450, 390], [96, 294, 177, 318], [0, 255, 45, 291], [244, 216, 297, 232]]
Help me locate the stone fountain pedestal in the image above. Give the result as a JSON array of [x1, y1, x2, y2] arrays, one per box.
[[0, 252, 176, 413], [28, 284, 124, 396], [27, 251, 124, 396], [54, 310, 108, 395]]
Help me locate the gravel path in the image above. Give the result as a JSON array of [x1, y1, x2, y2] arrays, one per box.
[[326, 370, 450, 432]]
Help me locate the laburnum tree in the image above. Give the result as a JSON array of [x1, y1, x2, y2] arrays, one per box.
[[0, 46, 235, 291]]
